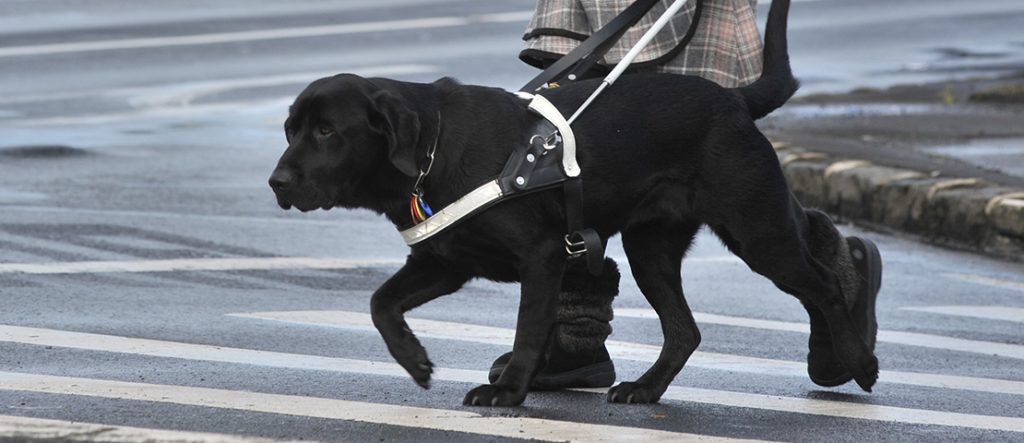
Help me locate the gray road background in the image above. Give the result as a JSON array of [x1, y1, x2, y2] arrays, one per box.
[[0, 0, 1022, 441]]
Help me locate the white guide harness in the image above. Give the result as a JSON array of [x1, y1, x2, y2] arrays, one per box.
[[399, 92, 578, 246]]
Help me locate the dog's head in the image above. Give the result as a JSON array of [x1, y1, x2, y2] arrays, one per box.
[[269, 74, 424, 212]]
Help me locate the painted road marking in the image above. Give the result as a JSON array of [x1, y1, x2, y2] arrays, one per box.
[[944, 273, 1024, 294], [229, 311, 1024, 396], [0, 257, 403, 275], [1, 326, 1022, 433], [0, 12, 534, 59], [130, 66, 435, 108], [0, 372, 763, 443], [8, 96, 293, 126], [0, 414, 303, 443], [0, 256, 741, 275], [901, 305, 1024, 323], [0, 205, 362, 226], [0, 324, 482, 384], [615, 308, 1024, 361], [0, 65, 437, 106], [2, 64, 440, 126], [657, 385, 1024, 433]]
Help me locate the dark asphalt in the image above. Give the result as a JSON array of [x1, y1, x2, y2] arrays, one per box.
[[1, 0, 1023, 441]]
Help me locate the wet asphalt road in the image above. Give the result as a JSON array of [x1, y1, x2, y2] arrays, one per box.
[[0, 0, 1023, 441]]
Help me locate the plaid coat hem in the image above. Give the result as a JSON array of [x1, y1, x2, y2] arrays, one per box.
[[522, 0, 763, 87]]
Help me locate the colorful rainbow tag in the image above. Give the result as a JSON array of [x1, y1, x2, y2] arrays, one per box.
[[410, 193, 434, 223]]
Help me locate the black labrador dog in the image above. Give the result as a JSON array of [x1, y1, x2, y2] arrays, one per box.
[[269, 0, 880, 406]]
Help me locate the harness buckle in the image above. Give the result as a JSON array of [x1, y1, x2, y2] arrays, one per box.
[[564, 233, 588, 257], [543, 132, 560, 151]]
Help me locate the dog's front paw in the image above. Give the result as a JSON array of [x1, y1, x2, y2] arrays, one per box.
[[388, 340, 433, 389], [608, 382, 662, 404], [403, 355, 434, 389], [462, 384, 525, 406]]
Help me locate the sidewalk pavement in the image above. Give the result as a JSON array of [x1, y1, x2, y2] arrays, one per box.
[[760, 75, 1024, 260], [773, 141, 1024, 259]]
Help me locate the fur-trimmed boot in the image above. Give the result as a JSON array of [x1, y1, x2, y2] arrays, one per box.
[[802, 210, 882, 387], [488, 258, 619, 389]]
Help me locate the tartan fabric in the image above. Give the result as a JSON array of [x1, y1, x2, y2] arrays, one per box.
[[522, 0, 763, 87]]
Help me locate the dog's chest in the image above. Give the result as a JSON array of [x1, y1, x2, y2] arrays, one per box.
[[414, 228, 524, 283]]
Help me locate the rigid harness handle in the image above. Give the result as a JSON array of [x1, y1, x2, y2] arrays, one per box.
[[520, 0, 661, 93]]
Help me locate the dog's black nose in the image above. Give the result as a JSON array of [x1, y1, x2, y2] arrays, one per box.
[[268, 169, 294, 192]]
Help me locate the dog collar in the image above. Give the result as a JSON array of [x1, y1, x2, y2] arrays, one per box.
[[399, 92, 578, 246], [409, 112, 442, 223]]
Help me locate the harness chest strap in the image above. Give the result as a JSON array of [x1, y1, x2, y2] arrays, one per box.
[[399, 93, 578, 246]]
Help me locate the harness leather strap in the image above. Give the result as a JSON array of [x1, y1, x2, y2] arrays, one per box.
[[564, 179, 605, 275], [400, 179, 503, 245]]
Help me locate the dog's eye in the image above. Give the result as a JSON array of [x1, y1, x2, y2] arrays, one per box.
[[317, 126, 334, 137]]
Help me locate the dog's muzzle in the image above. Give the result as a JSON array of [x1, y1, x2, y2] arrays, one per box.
[[268, 168, 336, 212], [268, 168, 296, 210]]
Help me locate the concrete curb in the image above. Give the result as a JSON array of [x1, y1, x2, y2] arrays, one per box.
[[773, 142, 1024, 260]]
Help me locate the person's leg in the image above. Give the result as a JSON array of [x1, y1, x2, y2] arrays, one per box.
[[703, 130, 882, 390], [797, 209, 881, 387], [488, 257, 619, 389], [489, 49, 619, 390]]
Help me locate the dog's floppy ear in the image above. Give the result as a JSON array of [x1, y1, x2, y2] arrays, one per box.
[[369, 90, 421, 177]]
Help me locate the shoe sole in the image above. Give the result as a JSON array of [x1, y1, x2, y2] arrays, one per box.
[[848, 236, 882, 349], [489, 360, 616, 390], [810, 374, 853, 387]]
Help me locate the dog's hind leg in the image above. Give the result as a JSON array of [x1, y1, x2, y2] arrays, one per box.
[[371, 253, 471, 389], [464, 240, 566, 406], [702, 140, 879, 392], [608, 220, 702, 404]]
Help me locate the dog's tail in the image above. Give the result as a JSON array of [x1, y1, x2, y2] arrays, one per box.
[[736, 0, 798, 120]]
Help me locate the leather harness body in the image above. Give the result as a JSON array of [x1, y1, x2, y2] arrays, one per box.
[[400, 93, 577, 245], [398, 92, 606, 274]]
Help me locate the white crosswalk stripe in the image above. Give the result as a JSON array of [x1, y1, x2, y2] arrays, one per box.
[[0, 256, 403, 275], [943, 272, 1024, 294], [0, 414, 305, 443], [900, 305, 1024, 323]]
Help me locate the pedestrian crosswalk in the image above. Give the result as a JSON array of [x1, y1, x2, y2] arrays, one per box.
[[2, 319, 1023, 435], [3, 372, 753, 443], [231, 309, 1024, 396], [1, 255, 1022, 441]]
